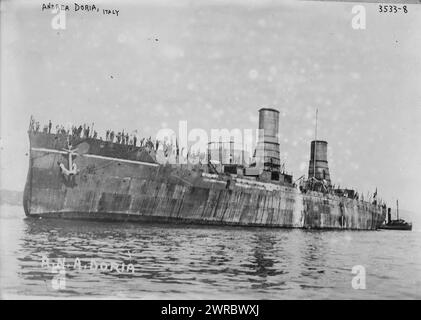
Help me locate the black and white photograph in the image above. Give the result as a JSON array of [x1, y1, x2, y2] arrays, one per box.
[[1, 0, 420, 303]]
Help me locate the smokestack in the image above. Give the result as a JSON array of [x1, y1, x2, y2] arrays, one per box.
[[256, 108, 281, 177], [308, 140, 331, 185]]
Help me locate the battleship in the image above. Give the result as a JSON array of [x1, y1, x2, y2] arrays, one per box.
[[23, 108, 387, 230]]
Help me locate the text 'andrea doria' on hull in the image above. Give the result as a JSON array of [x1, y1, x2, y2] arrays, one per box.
[[23, 108, 387, 230]]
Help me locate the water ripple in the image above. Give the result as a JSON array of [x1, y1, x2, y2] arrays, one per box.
[[1, 206, 420, 299]]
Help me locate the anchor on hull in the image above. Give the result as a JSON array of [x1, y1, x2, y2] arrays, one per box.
[[58, 138, 80, 182]]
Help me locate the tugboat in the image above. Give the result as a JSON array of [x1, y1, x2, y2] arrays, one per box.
[[379, 200, 412, 231]]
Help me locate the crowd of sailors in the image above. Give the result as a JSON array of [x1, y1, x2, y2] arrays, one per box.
[[28, 116, 168, 151]]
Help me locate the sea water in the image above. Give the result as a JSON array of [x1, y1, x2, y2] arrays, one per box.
[[1, 204, 420, 299]]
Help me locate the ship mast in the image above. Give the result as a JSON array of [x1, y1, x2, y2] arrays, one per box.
[[397, 199, 399, 220], [313, 108, 318, 180]]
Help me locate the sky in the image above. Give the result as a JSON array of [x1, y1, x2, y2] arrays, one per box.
[[1, 0, 421, 212]]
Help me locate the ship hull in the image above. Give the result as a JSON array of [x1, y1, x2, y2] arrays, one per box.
[[378, 224, 412, 231], [23, 132, 386, 230]]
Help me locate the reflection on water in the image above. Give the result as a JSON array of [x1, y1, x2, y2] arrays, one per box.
[[0, 205, 420, 299]]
